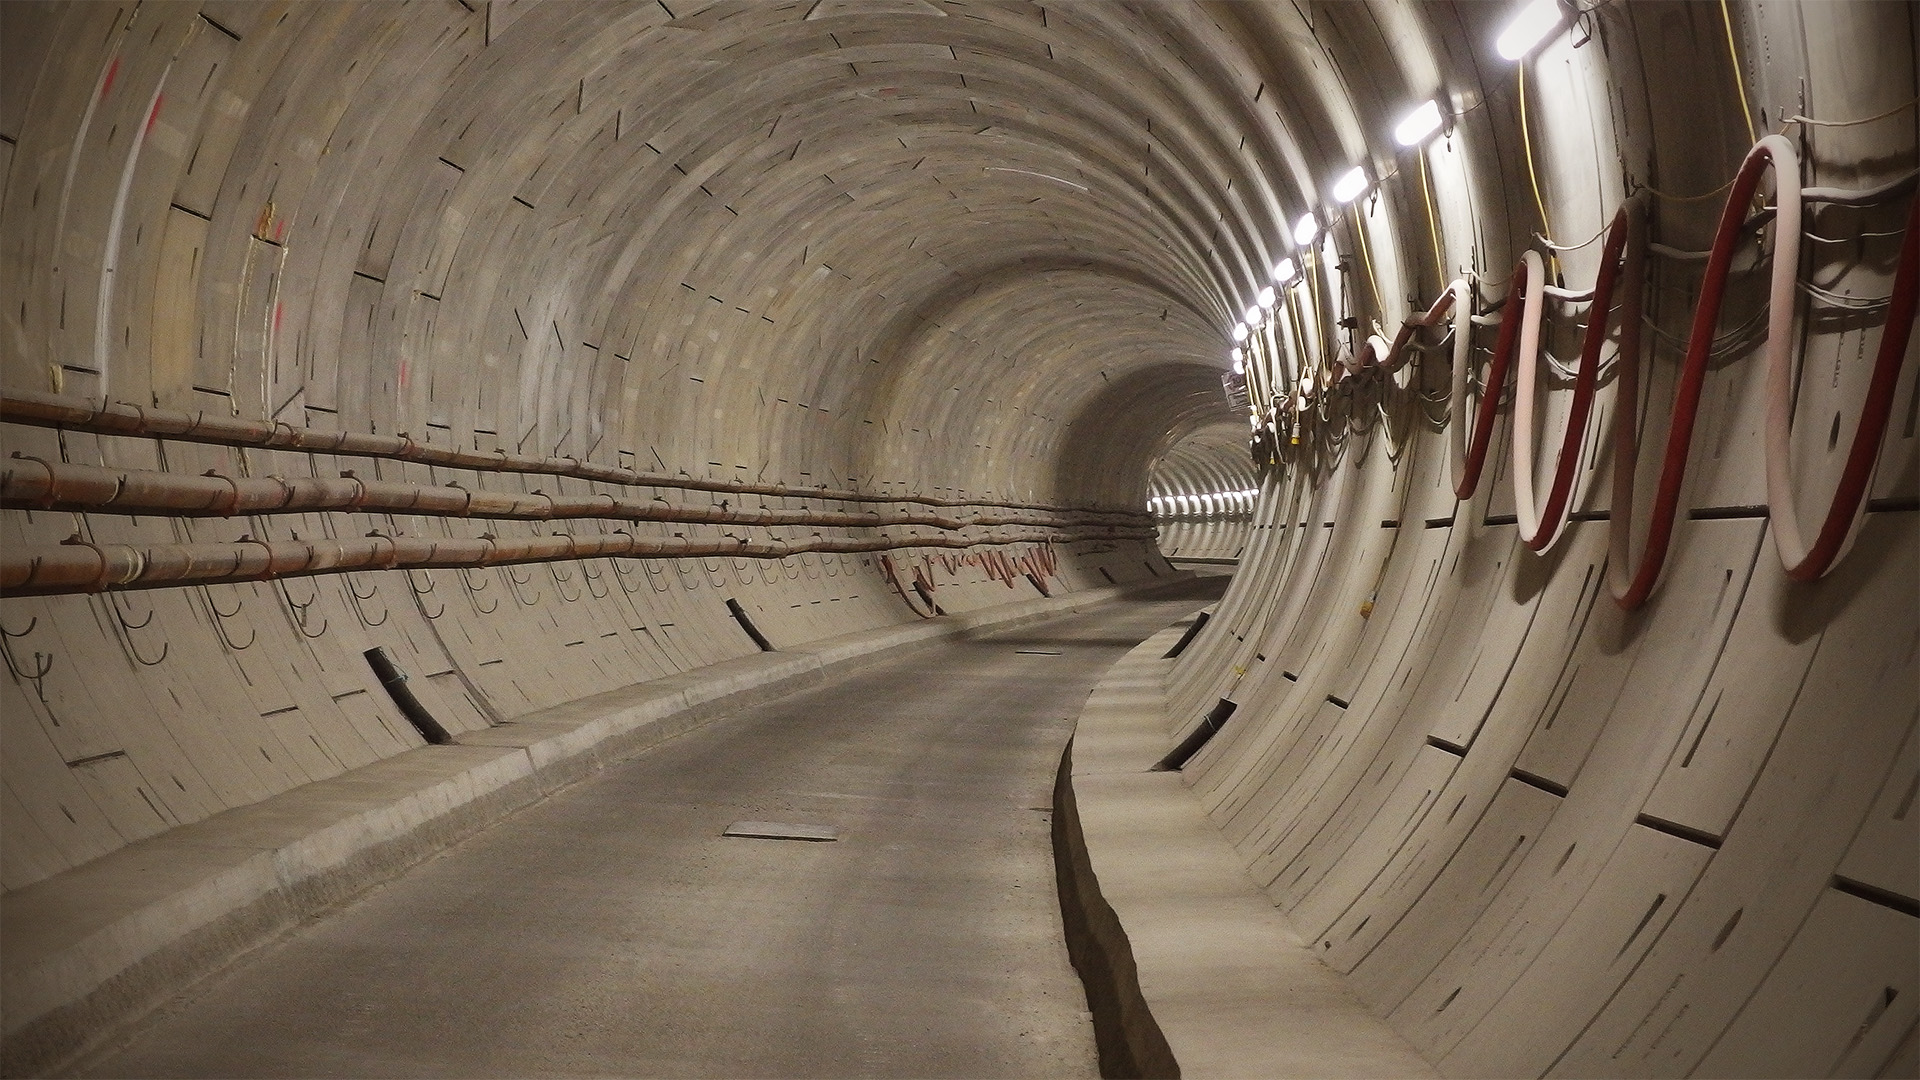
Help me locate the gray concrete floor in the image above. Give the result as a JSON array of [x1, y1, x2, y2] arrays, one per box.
[[77, 580, 1224, 1079]]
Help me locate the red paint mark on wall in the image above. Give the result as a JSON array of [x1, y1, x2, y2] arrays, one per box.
[[101, 57, 121, 100], [273, 302, 283, 335], [398, 359, 410, 390], [145, 94, 164, 134], [274, 217, 287, 243]]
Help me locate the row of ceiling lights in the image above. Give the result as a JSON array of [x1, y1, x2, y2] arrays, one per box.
[[1148, 488, 1260, 516], [1227, 0, 1570, 373]]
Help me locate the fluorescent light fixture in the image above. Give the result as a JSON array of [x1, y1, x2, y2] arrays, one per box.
[[1257, 285, 1277, 308], [1231, 346, 1243, 362], [1232, 322, 1249, 342], [1332, 166, 1369, 204], [1232, 357, 1244, 374], [1395, 99, 1443, 146], [1496, 0, 1563, 60], [1244, 305, 1262, 325], [1293, 213, 1318, 246], [1273, 257, 1297, 283]]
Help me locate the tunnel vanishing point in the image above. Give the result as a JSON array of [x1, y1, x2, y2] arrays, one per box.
[[1, 1, 1916, 1077]]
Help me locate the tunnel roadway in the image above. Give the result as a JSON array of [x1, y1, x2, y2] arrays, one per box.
[[72, 578, 1226, 1079]]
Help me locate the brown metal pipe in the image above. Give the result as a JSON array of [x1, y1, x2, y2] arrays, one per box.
[[1, 390, 1149, 519], [0, 527, 1156, 597], [0, 456, 1126, 532]]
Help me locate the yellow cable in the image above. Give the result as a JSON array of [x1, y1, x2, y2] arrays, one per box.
[[1512, 62, 1559, 282], [1518, 64, 1550, 238], [1718, 0, 1757, 145], [1352, 207, 1385, 322], [1282, 284, 1307, 390], [1303, 248, 1328, 371], [1419, 152, 1446, 288]]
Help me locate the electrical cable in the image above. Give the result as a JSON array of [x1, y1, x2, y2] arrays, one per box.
[[1782, 93, 1919, 128], [1419, 152, 1447, 287], [1517, 63, 1559, 273], [1717, 0, 1758, 144], [1641, 176, 1738, 203], [1537, 220, 1611, 252], [1802, 168, 1920, 206], [1796, 280, 1893, 308]]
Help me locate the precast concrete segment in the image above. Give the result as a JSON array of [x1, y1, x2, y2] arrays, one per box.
[[74, 584, 1225, 1080], [1060, 622, 1437, 1080]]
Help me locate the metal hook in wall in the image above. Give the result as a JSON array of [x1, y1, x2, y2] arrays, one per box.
[[407, 569, 445, 619], [109, 595, 155, 630], [458, 566, 500, 615], [344, 573, 389, 627], [551, 563, 582, 603], [580, 561, 611, 599], [205, 587, 244, 620], [275, 577, 329, 640], [610, 559, 647, 594], [108, 593, 173, 664], [0, 619, 56, 704], [202, 586, 258, 651], [500, 565, 542, 607], [643, 559, 671, 593], [14, 651, 54, 706]]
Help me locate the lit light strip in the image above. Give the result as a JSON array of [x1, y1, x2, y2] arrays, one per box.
[[1332, 166, 1369, 204], [1148, 488, 1262, 515], [1395, 99, 1444, 146], [1496, 0, 1565, 60]]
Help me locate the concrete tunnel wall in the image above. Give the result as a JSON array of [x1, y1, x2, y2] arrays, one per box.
[[1147, 419, 1256, 561], [1, 1, 1916, 1076]]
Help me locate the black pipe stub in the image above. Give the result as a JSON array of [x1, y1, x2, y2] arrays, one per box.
[[364, 646, 455, 745], [1161, 610, 1210, 659], [725, 598, 776, 651], [1153, 697, 1236, 771]]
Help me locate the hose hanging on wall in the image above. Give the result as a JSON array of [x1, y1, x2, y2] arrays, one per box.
[[1260, 128, 1912, 605], [1607, 136, 1801, 609], [1452, 251, 1543, 500], [1764, 194, 1919, 580], [1513, 198, 1643, 553]]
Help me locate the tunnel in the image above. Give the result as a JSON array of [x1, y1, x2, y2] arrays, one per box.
[[1, 0, 1916, 1076]]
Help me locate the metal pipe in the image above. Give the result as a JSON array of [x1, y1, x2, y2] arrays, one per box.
[[0, 455, 1138, 532], [0, 527, 1156, 597], [0, 391, 1149, 519]]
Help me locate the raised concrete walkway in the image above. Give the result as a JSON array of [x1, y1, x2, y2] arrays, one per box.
[[1060, 620, 1439, 1079], [3, 579, 1196, 1078]]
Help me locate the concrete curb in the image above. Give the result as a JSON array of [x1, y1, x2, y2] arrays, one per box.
[[1059, 620, 1439, 1080], [1, 578, 1182, 1078]]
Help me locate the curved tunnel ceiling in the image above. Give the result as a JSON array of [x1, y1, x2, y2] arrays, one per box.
[[2, 0, 1317, 507]]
